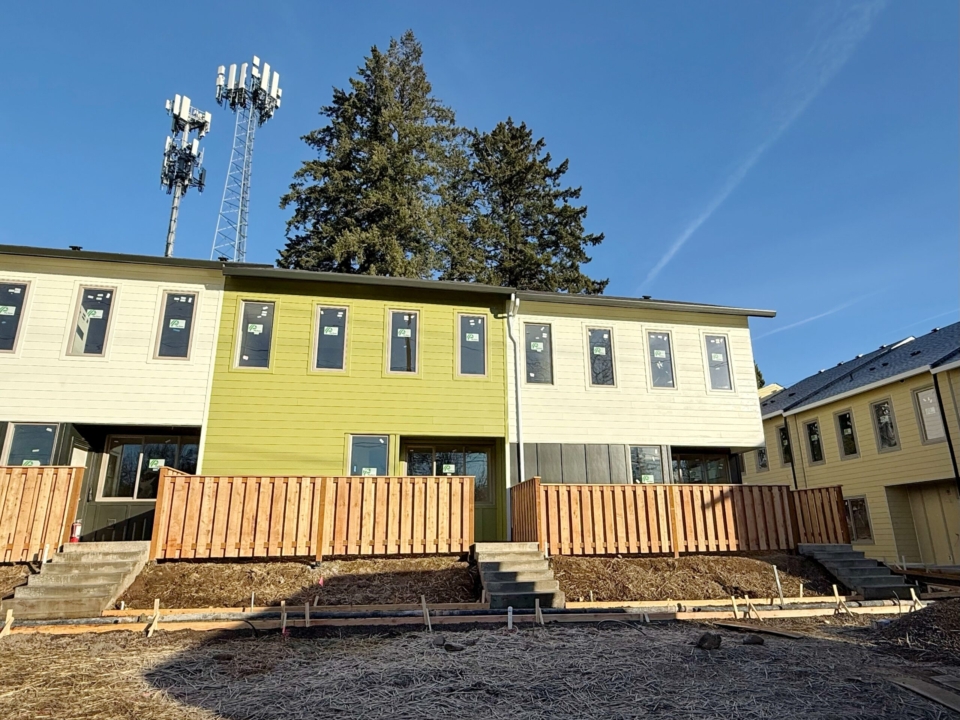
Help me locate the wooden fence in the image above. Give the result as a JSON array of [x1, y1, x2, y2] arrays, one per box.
[[510, 477, 849, 557], [150, 468, 474, 561], [0, 466, 84, 563]]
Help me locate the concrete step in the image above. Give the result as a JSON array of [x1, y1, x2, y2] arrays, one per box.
[[42, 561, 139, 575], [474, 552, 546, 565], [479, 560, 550, 574], [489, 590, 565, 610], [861, 584, 919, 601], [832, 565, 895, 578], [852, 575, 908, 587], [473, 542, 542, 555], [14, 584, 112, 599], [50, 551, 146, 564], [482, 569, 555, 584], [814, 551, 870, 562], [821, 558, 881, 570], [483, 579, 560, 594], [799, 543, 853, 554], [1, 597, 109, 620], [27, 572, 128, 587], [61, 541, 150, 554]]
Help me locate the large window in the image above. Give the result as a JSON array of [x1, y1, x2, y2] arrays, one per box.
[[458, 314, 486, 376], [99, 435, 198, 500], [648, 331, 675, 388], [630, 446, 663, 484], [524, 324, 553, 384], [587, 328, 615, 386], [406, 446, 491, 504], [315, 306, 347, 370], [805, 420, 824, 464], [871, 399, 899, 453], [915, 388, 946, 443], [237, 301, 275, 368], [349, 436, 389, 476], [845, 497, 873, 542], [777, 425, 792, 466], [389, 310, 418, 373], [672, 452, 733, 484], [705, 334, 732, 390], [0, 282, 28, 352], [755, 447, 769, 472], [835, 410, 859, 459], [156, 292, 197, 359], [70, 287, 115, 356], [3, 423, 58, 466]]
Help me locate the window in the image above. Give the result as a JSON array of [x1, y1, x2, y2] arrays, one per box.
[[844, 497, 873, 542], [648, 331, 675, 388], [871, 399, 899, 452], [915, 388, 946, 443], [755, 447, 769, 472], [524, 324, 553, 384], [237, 301, 275, 368], [0, 282, 28, 352], [3, 424, 58, 466], [406, 446, 491, 504], [805, 420, 824, 464], [350, 436, 389, 476], [388, 310, 418, 373], [99, 435, 198, 500], [671, 452, 733, 483], [630, 446, 663, 484], [156, 292, 197, 358], [587, 328, 615, 386], [70, 287, 115, 356], [315, 306, 347, 370], [458, 314, 486, 376], [835, 410, 859, 458], [777, 425, 792, 466], [705, 334, 732, 390]]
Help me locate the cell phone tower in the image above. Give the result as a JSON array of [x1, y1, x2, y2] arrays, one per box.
[[160, 95, 211, 257], [210, 56, 283, 262]]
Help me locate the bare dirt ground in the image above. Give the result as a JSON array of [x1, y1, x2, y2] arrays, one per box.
[[119, 556, 478, 609], [0, 564, 30, 599], [0, 622, 956, 720], [553, 553, 839, 601]]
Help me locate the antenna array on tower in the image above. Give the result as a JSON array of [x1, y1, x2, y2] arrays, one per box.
[[160, 95, 211, 257]]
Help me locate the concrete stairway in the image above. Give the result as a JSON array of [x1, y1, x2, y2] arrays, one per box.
[[473, 542, 565, 610], [799, 543, 919, 600], [1, 541, 150, 620]]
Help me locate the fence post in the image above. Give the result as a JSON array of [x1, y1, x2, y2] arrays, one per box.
[[533, 476, 545, 554], [787, 487, 802, 549], [668, 484, 681, 559], [148, 467, 170, 560], [314, 477, 327, 563], [835, 487, 851, 544], [58, 467, 85, 548]]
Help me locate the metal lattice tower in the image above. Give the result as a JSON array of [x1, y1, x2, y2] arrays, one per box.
[[210, 56, 282, 263]]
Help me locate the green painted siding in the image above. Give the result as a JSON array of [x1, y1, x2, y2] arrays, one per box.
[[201, 277, 509, 540]]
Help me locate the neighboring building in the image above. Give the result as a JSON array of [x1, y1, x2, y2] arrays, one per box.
[[506, 292, 775, 486], [758, 383, 784, 399], [0, 245, 228, 541], [742, 323, 960, 566]]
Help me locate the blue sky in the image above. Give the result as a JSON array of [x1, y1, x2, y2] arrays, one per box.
[[0, 1, 956, 386]]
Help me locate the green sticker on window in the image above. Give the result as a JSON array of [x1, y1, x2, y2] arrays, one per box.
[[323, 326, 339, 336], [641, 474, 655, 484], [530, 341, 544, 352], [21, 460, 40, 467], [397, 328, 412, 338], [593, 346, 606, 355], [442, 464, 456, 474], [465, 333, 479, 342], [361, 467, 378, 476], [87, 309, 103, 319], [169, 319, 186, 329], [247, 323, 263, 335], [711, 353, 723, 362], [148, 458, 165, 470], [654, 349, 667, 359], [0, 306, 14, 316]]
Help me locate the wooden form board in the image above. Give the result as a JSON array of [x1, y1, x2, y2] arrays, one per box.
[[0, 466, 83, 563]]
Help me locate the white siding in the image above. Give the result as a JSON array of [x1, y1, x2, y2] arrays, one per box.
[[0, 255, 222, 426], [507, 301, 765, 448]]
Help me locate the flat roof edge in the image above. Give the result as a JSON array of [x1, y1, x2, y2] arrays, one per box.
[[0, 244, 232, 271], [516, 291, 777, 318]]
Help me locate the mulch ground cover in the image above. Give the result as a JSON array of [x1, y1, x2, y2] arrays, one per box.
[[874, 598, 960, 666], [119, 556, 478, 609], [0, 564, 30, 599], [552, 553, 839, 602]]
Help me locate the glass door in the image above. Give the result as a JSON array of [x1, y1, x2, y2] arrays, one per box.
[[405, 445, 492, 506]]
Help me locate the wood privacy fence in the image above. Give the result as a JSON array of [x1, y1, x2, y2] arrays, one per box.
[[510, 477, 850, 557], [150, 468, 474, 561], [0, 466, 84, 563]]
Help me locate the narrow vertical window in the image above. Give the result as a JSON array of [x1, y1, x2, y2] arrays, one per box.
[[588, 328, 615, 386], [459, 314, 486, 376], [4, 424, 58, 466], [157, 292, 197, 358], [237, 301, 275, 368], [705, 334, 732, 390], [845, 498, 873, 542], [836, 411, 859, 458], [805, 420, 824, 464], [630, 446, 663, 484], [350, 436, 389, 476], [389, 310, 418, 373], [0, 282, 27, 352], [777, 425, 792, 466], [70, 287, 115, 356], [871, 399, 899, 452], [915, 388, 946, 442], [524, 324, 553, 384], [756, 447, 769, 472], [648, 332, 675, 388], [316, 306, 347, 370]]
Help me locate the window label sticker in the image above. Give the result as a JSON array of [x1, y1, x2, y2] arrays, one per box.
[[169, 319, 186, 329], [397, 328, 412, 338], [465, 333, 479, 342], [323, 326, 339, 336], [247, 323, 263, 335], [530, 341, 544, 352], [654, 349, 667, 359], [21, 460, 40, 467], [0, 306, 14, 316], [442, 464, 456, 474], [361, 467, 378, 476], [711, 353, 724, 362], [148, 458, 165, 470], [924, 407, 937, 415], [843, 428, 852, 435], [87, 309, 104, 319], [641, 474, 655, 484], [9, 287, 22, 294], [593, 346, 606, 355]]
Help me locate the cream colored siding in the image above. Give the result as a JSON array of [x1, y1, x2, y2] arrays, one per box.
[[0, 256, 222, 426], [741, 421, 795, 486], [508, 301, 765, 448]]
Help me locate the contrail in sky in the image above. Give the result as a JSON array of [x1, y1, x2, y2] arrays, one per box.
[[641, 0, 887, 290], [754, 293, 876, 340]]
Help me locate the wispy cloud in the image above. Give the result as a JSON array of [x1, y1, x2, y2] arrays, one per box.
[[754, 293, 876, 340], [890, 309, 959, 334], [641, 0, 887, 290]]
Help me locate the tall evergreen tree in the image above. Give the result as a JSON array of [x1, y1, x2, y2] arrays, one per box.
[[279, 31, 459, 277], [755, 363, 765, 389], [445, 118, 607, 294]]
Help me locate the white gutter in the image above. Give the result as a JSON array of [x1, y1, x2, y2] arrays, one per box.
[[505, 294, 524, 541], [933, 358, 960, 374], [783, 366, 932, 416]]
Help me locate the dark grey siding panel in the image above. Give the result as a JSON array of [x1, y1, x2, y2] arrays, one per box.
[[538, 443, 562, 482], [523, 443, 540, 483], [561, 444, 587, 484], [585, 445, 611, 484], [509, 443, 519, 486], [608, 444, 631, 484]]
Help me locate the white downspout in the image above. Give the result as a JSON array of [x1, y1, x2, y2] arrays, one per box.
[[506, 294, 525, 540]]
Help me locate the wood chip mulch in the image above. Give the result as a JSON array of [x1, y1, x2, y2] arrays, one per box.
[[874, 598, 960, 665], [0, 564, 30, 599]]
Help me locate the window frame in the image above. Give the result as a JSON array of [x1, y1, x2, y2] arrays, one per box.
[[523, 322, 555, 386], [776, 424, 792, 467], [701, 331, 735, 392], [455, 312, 489, 379], [0, 278, 31, 356], [384, 308, 421, 376], [913, 386, 946, 445], [870, 397, 901, 454], [233, 298, 278, 371], [403, 444, 495, 507], [833, 408, 860, 460], [311, 304, 349, 373], [152, 289, 199, 361], [1, 422, 60, 466], [66, 284, 119, 358], [629, 445, 664, 484], [585, 325, 617, 388], [755, 446, 769, 473], [804, 418, 825, 466], [95, 433, 198, 502], [347, 434, 391, 476], [646, 328, 678, 391], [844, 495, 874, 544]]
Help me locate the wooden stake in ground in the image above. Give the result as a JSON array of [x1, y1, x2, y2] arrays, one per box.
[[799, 582, 804, 599], [421, 595, 432, 632], [146, 599, 160, 638], [250, 592, 255, 611], [281, 601, 287, 634], [773, 566, 785, 609], [0, 609, 13, 639], [731, 596, 740, 620], [910, 588, 924, 613], [304, 602, 311, 628], [535, 598, 544, 626]]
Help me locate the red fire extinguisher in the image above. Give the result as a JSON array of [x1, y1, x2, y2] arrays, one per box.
[[69, 520, 82, 543]]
